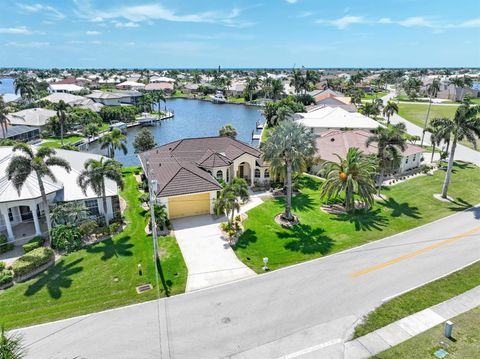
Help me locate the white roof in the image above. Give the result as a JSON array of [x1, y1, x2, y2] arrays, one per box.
[[150, 76, 175, 83], [6, 108, 56, 127], [1, 94, 21, 103], [295, 106, 381, 130], [0, 147, 118, 203], [41, 93, 104, 112], [116, 81, 145, 88], [49, 84, 85, 92]]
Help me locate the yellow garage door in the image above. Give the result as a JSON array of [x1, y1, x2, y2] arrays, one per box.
[[168, 192, 211, 219]]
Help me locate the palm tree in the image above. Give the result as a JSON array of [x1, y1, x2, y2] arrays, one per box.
[[360, 102, 380, 118], [430, 104, 480, 199], [366, 123, 407, 194], [152, 90, 166, 113], [0, 97, 11, 139], [77, 158, 124, 226], [420, 78, 441, 146], [100, 128, 128, 159], [219, 124, 237, 138], [426, 123, 443, 163], [290, 69, 305, 94], [270, 79, 284, 100], [245, 78, 258, 102], [6, 144, 71, 245], [214, 177, 249, 224], [54, 100, 70, 146], [271, 106, 294, 126], [147, 203, 170, 232], [139, 93, 153, 112], [0, 324, 25, 359], [262, 121, 316, 221], [320, 148, 377, 212], [14, 75, 35, 103], [382, 101, 399, 125], [304, 70, 319, 93]]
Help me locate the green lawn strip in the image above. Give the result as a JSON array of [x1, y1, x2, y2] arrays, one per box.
[[234, 162, 480, 273], [373, 306, 480, 358], [260, 126, 272, 143], [227, 97, 246, 104], [354, 261, 480, 338], [0, 167, 187, 329], [362, 92, 387, 101], [40, 135, 85, 149]]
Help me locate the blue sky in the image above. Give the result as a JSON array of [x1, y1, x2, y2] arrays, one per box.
[[0, 0, 479, 68]]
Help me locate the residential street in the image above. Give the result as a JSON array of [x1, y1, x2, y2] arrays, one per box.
[[16, 205, 480, 359]]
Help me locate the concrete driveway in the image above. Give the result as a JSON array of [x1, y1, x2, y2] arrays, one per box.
[[171, 219, 251, 292]]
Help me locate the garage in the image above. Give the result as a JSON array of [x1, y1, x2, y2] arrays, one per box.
[[168, 192, 211, 219]]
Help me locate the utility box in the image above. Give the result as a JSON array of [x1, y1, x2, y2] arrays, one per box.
[[444, 321, 454, 338]]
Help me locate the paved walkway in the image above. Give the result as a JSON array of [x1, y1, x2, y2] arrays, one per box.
[[344, 285, 480, 358], [171, 195, 264, 292]]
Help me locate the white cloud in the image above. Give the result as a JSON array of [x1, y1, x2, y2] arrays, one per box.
[[113, 21, 140, 28], [18, 3, 65, 19], [296, 11, 313, 18], [397, 17, 435, 28], [86, 30, 101, 35], [316, 16, 365, 29], [453, 18, 480, 28], [286, 0, 299, 3], [0, 26, 33, 35], [4, 41, 49, 48]]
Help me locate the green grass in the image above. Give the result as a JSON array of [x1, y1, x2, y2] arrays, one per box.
[[227, 97, 246, 104], [362, 91, 387, 101], [234, 162, 480, 273], [0, 168, 187, 329], [374, 306, 480, 358], [354, 260, 480, 338], [260, 126, 272, 143], [40, 135, 85, 149]]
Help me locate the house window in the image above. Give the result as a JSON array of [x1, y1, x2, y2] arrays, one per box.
[[85, 199, 100, 216], [264, 169, 270, 178], [413, 154, 416, 161], [216, 170, 223, 181], [255, 168, 261, 178]]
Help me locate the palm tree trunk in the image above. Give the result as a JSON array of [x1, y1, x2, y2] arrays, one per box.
[[431, 144, 436, 163], [60, 119, 64, 146], [421, 96, 433, 147], [284, 161, 293, 221], [377, 167, 385, 195], [102, 181, 110, 226], [441, 138, 457, 199], [36, 173, 52, 246], [231, 206, 235, 225]]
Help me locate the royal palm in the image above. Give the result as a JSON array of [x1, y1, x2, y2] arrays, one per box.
[[382, 101, 398, 125], [54, 100, 70, 146], [420, 78, 441, 146], [100, 128, 128, 159]]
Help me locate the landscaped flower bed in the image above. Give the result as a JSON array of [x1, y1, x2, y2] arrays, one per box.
[[12, 247, 55, 281]]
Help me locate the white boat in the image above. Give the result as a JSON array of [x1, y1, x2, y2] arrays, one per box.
[[211, 91, 227, 104]]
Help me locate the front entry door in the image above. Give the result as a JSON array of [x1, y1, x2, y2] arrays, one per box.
[[19, 206, 33, 221]]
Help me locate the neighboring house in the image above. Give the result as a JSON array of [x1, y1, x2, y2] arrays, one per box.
[[295, 106, 381, 133], [312, 129, 424, 175], [138, 136, 269, 219], [86, 90, 142, 106], [6, 108, 57, 129], [41, 93, 104, 112], [308, 89, 345, 103], [225, 82, 246, 97], [310, 97, 357, 112], [144, 82, 174, 92], [116, 81, 145, 91], [182, 83, 200, 94], [436, 83, 479, 101], [53, 77, 88, 87], [1, 93, 21, 104], [0, 125, 40, 142], [0, 147, 120, 241], [48, 84, 85, 94], [150, 76, 175, 83]]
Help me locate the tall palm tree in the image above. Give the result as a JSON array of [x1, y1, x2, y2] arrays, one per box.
[[382, 101, 399, 125], [420, 78, 441, 146], [430, 104, 480, 199], [54, 100, 70, 146], [304, 70, 319, 93], [214, 178, 249, 224], [0, 97, 11, 139], [139, 93, 153, 112], [77, 158, 124, 226], [262, 121, 316, 221], [100, 128, 128, 159], [290, 69, 305, 94], [6, 144, 71, 245], [270, 79, 284, 100], [320, 148, 377, 212], [14, 75, 36, 103], [426, 123, 443, 163], [245, 78, 258, 102], [366, 123, 407, 194], [152, 90, 166, 113]]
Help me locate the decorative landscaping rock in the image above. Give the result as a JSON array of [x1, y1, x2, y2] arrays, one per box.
[[274, 213, 299, 227]]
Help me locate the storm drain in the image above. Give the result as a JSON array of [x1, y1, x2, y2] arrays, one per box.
[[136, 284, 153, 294]]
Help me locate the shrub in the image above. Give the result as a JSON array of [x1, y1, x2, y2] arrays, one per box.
[[12, 247, 54, 278], [78, 220, 98, 238], [0, 270, 13, 286], [0, 261, 5, 271], [22, 236, 45, 253], [51, 225, 83, 253], [0, 234, 14, 254], [108, 222, 120, 234]]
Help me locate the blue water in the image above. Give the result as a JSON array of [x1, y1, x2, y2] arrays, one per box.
[[0, 78, 15, 94], [86, 98, 264, 166]]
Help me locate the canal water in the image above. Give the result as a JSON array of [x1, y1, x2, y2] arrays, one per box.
[[86, 98, 264, 166]]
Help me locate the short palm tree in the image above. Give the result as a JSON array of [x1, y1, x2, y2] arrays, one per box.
[[271, 106, 294, 126], [382, 101, 398, 125], [366, 123, 407, 194], [147, 203, 170, 232], [214, 177, 249, 224], [139, 93, 153, 112], [0, 97, 10, 139], [54, 100, 70, 146], [219, 124, 237, 138], [360, 102, 380, 118], [270, 79, 284, 100], [100, 128, 128, 159], [430, 104, 480, 199], [262, 121, 316, 221], [14, 75, 35, 103], [6, 144, 71, 245], [421, 78, 441, 146], [77, 158, 124, 226], [320, 148, 377, 212], [0, 324, 25, 359]]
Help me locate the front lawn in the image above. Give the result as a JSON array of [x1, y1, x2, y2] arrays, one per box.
[[40, 135, 85, 149], [0, 168, 187, 329], [374, 306, 480, 359], [397, 103, 458, 129], [234, 162, 480, 272], [354, 260, 480, 338], [362, 91, 387, 101]]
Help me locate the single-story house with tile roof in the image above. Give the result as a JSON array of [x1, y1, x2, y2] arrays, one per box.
[[86, 90, 142, 106], [0, 147, 120, 242], [6, 108, 57, 129], [144, 82, 174, 92], [138, 136, 269, 219], [116, 81, 145, 91], [312, 129, 424, 175], [41, 93, 104, 112]]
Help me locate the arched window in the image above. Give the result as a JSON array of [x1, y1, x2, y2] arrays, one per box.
[[264, 169, 270, 178], [216, 170, 223, 180], [255, 168, 261, 178]]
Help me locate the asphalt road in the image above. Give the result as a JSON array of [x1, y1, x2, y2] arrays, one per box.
[[15, 204, 480, 359]]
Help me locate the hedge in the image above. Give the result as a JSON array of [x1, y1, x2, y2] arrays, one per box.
[[22, 236, 45, 253], [0, 270, 13, 286], [12, 247, 55, 278], [0, 261, 5, 271], [0, 234, 14, 254]]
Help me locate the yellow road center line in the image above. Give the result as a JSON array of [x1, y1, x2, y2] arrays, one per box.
[[350, 226, 480, 278]]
